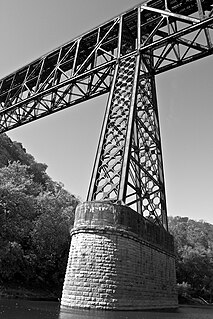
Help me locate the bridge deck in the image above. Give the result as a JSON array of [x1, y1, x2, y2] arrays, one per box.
[[0, 0, 213, 107]]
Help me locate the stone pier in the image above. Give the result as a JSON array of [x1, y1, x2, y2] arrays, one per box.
[[60, 201, 178, 310]]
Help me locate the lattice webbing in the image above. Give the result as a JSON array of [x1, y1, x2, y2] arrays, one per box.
[[126, 73, 168, 228], [88, 55, 138, 201]]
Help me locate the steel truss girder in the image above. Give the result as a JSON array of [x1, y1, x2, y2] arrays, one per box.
[[1, 1, 213, 229], [0, 64, 115, 132], [1, 1, 213, 133]]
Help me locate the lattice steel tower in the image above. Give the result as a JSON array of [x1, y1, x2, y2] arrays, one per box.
[[87, 54, 167, 228], [1, 0, 213, 231]]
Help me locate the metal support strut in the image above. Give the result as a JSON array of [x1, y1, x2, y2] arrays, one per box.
[[87, 54, 168, 230]]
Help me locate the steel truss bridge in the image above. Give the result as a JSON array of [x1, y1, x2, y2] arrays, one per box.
[[1, 0, 213, 230]]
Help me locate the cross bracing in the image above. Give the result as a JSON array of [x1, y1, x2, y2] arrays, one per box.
[[1, 0, 213, 229]]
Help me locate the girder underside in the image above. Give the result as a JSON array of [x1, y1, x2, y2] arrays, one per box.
[[1, 1, 213, 229], [0, 0, 213, 133]]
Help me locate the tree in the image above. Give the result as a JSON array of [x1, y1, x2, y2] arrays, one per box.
[[0, 162, 39, 282], [31, 184, 79, 290], [169, 216, 213, 302], [0, 161, 79, 294]]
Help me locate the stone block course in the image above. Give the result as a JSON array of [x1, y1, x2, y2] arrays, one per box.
[[61, 201, 178, 310]]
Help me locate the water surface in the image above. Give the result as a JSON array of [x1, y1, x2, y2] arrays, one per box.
[[1, 299, 213, 319]]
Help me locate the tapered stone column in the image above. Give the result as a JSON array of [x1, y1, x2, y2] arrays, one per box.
[[60, 201, 178, 310]]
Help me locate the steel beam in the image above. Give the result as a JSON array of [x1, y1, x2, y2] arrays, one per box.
[[1, 1, 213, 134]]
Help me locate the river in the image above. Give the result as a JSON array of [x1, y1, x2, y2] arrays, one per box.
[[1, 299, 213, 319]]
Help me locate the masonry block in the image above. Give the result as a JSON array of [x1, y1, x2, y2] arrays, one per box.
[[60, 201, 178, 310]]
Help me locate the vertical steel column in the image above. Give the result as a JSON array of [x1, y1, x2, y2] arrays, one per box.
[[117, 54, 141, 202], [87, 53, 140, 202], [126, 67, 168, 229], [196, 0, 212, 48]]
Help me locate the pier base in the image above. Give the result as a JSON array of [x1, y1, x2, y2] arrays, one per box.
[[60, 201, 178, 310]]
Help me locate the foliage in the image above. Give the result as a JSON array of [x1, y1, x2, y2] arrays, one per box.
[[0, 153, 79, 295], [0, 134, 34, 168], [31, 186, 77, 289], [169, 216, 213, 303]]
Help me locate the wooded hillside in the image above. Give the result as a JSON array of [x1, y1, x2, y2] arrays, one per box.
[[0, 133, 79, 296], [169, 216, 213, 303]]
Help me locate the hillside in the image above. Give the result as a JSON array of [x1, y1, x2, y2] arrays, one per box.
[[0, 133, 50, 187], [0, 133, 79, 298], [0, 133, 36, 167], [169, 216, 213, 303]]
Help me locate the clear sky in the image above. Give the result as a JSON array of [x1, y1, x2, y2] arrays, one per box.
[[1, 0, 213, 224]]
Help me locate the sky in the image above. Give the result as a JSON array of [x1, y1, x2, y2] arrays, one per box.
[[1, 0, 213, 224]]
